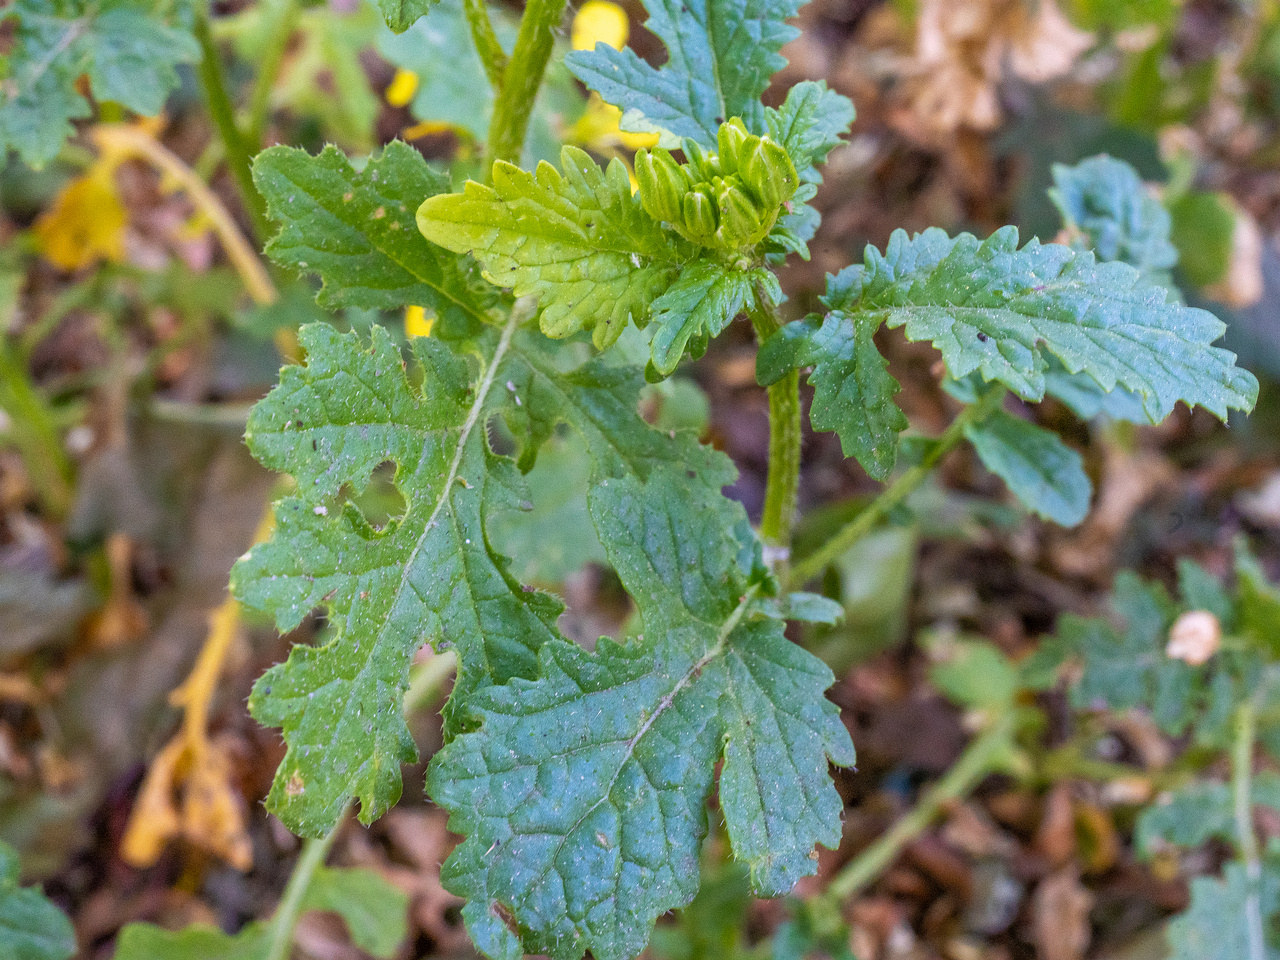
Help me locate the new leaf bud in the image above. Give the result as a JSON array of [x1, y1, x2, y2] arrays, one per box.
[[715, 181, 767, 247], [740, 137, 799, 209], [716, 119, 751, 175], [681, 189, 718, 241], [635, 149, 687, 225]]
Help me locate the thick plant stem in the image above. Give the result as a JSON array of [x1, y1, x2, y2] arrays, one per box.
[[787, 384, 1006, 589], [486, 0, 567, 168], [821, 711, 1019, 906], [464, 0, 509, 91], [264, 811, 347, 960], [1233, 699, 1266, 960], [749, 297, 801, 572], [193, 13, 270, 242], [245, 0, 302, 147]]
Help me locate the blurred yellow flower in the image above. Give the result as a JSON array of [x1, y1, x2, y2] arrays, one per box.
[[34, 164, 128, 271], [405, 304, 435, 337], [386, 67, 420, 108], [569, 95, 658, 152], [572, 0, 629, 51]]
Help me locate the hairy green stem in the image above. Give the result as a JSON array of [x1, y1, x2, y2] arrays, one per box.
[[486, 0, 567, 168], [193, 13, 270, 242], [464, 0, 509, 92], [821, 711, 1019, 906], [245, 0, 302, 147], [787, 384, 1006, 589], [264, 810, 347, 960], [1233, 699, 1266, 960], [749, 296, 801, 574]]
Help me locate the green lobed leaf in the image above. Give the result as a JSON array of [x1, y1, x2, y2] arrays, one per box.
[[0, 841, 75, 960], [299, 866, 410, 959], [0, 0, 198, 168], [1049, 155, 1178, 283], [252, 142, 499, 326], [417, 147, 691, 351], [828, 226, 1258, 423], [649, 263, 757, 376], [429, 466, 854, 960], [1167, 855, 1280, 960], [1135, 781, 1234, 857], [1236, 539, 1280, 657], [233, 318, 734, 836], [1059, 572, 1204, 735], [564, 0, 801, 148], [112, 923, 268, 960], [756, 308, 906, 481], [964, 409, 1092, 527]]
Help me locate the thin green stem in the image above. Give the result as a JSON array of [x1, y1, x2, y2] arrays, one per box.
[[820, 711, 1019, 906], [463, 0, 509, 92], [787, 384, 1006, 589], [749, 295, 801, 575], [245, 0, 302, 147], [1233, 698, 1266, 960], [486, 0, 567, 168], [193, 12, 270, 242], [264, 810, 347, 960]]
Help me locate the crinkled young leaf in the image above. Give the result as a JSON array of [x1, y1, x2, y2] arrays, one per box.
[[964, 409, 1092, 527], [1050, 155, 1179, 283], [756, 310, 906, 480], [253, 142, 498, 326], [429, 466, 853, 960], [831, 227, 1258, 423], [1168, 855, 1280, 960], [0, 841, 75, 960], [565, 0, 801, 148], [1135, 781, 1234, 857], [650, 263, 757, 375], [763, 81, 854, 259], [417, 147, 690, 350], [0, 0, 198, 168]]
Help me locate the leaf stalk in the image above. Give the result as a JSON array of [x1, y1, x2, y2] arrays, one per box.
[[787, 384, 1007, 589], [264, 809, 347, 960], [819, 709, 1021, 907], [1233, 697, 1266, 960], [193, 12, 271, 241], [749, 293, 801, 575], [464, 0, 509, 92]]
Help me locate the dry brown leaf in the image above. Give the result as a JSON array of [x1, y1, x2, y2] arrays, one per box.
[[906, 0, 1093, 133], [1032, 865, 1094, 960]]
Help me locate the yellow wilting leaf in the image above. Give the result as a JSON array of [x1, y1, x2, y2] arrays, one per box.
[[121, 597, 253, 871], [405, 304, 434, 338], [572, 0, 629, 51], [34, 164, 128, 272], [121, 507, 276, 872], [386, 67, 420, 107]]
